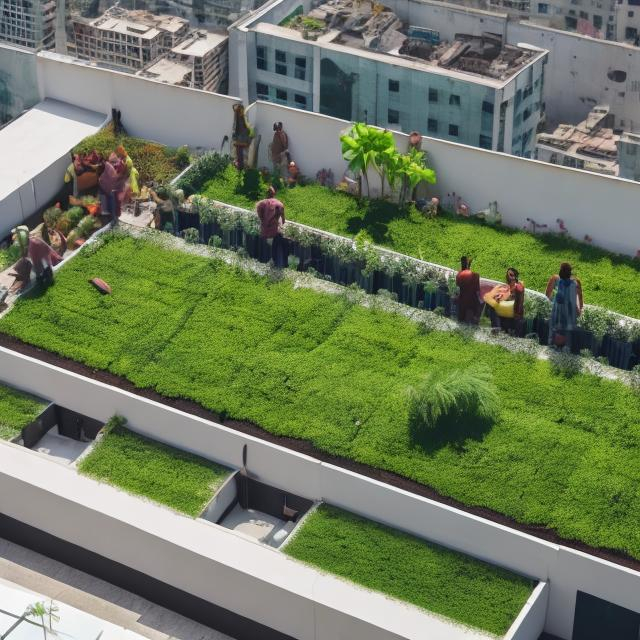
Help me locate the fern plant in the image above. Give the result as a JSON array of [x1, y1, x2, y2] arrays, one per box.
[[407, 365, 499, 432]]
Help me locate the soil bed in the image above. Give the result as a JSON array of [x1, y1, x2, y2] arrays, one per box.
[[1, 330, 639, 573]]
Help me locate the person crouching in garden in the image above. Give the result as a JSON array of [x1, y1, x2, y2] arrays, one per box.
[[546, 262, 583, 350], [501, 267, 525, 336], [256, 186, 287, 268], [456, 256, 481, 324]]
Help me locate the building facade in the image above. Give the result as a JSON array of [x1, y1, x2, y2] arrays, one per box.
[[72, 8, 190, 70], [0, 0, 56, 50], [230, 0, 548, 157]]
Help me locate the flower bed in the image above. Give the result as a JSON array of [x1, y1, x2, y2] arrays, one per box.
[[78, 417, 230, 516], [284, 504, 534, 635], [0, 384, 48, 441], [73, 123, 190, 184], [2, 232, 640, 560], [194, 160, 640, 320]]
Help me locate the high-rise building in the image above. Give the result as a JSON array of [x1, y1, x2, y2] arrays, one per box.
[[0, 0, 56, 50], [230, 0, 548, 157]]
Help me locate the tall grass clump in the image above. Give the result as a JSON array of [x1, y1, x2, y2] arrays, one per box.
[[408, 365, 499, 432]]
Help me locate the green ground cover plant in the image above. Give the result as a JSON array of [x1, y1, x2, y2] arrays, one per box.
[[0, 384, 47, 441], [78, 416, 230, 516], [201, 164, 640, 318], [285, 504, 533, 635], [2, 234, 640, 559], [73, 123, 189, 184]]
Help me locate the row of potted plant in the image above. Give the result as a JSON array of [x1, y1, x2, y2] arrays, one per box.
[[174, 195, 640, 370]]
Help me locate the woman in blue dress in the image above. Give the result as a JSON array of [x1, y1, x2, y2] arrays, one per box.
[[546, 262, 583, 349]]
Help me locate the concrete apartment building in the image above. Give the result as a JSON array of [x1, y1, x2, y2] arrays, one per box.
[[230, 0, 548, 157], [535, 104, 640, 179], [139, 30, 229, 92], [0, 0, 56, 50], [72, 7, 190, 70]]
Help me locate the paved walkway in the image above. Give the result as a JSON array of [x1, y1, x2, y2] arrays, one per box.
[[0, 538, 234, 640]]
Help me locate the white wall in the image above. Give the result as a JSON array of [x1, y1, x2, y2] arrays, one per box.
[[505, 582, 549, 640], [36, 53, 240, 149], [3, 347, 640, 639]]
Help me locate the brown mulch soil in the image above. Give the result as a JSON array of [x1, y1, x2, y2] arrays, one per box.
[[1, 332, 639, 573]]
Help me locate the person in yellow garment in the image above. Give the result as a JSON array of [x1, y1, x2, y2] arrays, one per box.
[[115, 145, 140, 196]]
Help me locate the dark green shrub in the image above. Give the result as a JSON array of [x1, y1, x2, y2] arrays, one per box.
[[176, 152, 230, 196], [66, 206, 86, 228], [408, 365, 499, 432], [43, 206, 63, 228], [183, 227, 200, 244], [174, 145, 190, 169]]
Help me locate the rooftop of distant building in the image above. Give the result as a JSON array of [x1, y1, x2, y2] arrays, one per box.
[[241, 0, 546, 86], [171, 30, 228, 56], [81, 7, 189, 38]]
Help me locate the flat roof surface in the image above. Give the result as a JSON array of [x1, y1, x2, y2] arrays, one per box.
[[142, 57, 192, 83], [0, 99, 106, 202], [171, 32, 228, 56]]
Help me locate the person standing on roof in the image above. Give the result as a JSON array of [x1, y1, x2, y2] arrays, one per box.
[[456, 256, 481, 324], [256, 186, 287, 268]]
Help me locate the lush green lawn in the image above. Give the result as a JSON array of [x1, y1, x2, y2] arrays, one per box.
[[285, 504, 533, 635], [0, 384, 47, 441], [78, 418, 230, 516], [202, 164, 640, 318], [2, 234, 640, 560]]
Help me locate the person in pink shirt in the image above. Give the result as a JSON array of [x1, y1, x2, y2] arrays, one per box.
[[256, 186, 287, 267]]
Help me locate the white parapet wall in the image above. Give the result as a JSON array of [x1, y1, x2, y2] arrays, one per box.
[[2, 346, 640, 639]]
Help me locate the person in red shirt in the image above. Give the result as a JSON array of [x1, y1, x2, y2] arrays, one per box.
[[455, 256, 481, 324], [256, 186, 287, 267]]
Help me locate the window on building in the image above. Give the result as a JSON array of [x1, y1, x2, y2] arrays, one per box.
[[628, 10, 634, 16], [626, 26, 638, 39], [388, 109, 400, 124], [481, 100, 494, 115], [294, 93, 307, 108], [427, 118, 438, 133], [523, 108, 532, 121], [479, 135, 492, 149], [538, 2, 549, 11], [276, 88, 287, 102], [565, 15, 578, 29], [388, 79, 400, 92], [449, 94, 461, 106], [295, 57, 306, 80], [515, 88, 522, 108], [428, 88, 438, 103], [276, 63, 287, 75], [256, 82, 268, 99], [257, 45, 267, 70], [593, 14, 603, 28], [579, 10, 588, 19], [449, 124, 459, 137], [275, 49, 286, 62]]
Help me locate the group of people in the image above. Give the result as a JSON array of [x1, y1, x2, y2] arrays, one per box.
[[64, 145, 139, 222], [456, 256, 583, 348]]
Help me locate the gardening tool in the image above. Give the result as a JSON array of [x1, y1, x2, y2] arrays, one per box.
[[238, 444, 250, 509]]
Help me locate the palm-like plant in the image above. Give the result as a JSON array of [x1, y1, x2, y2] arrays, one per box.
[[340, 123, 395, 197]]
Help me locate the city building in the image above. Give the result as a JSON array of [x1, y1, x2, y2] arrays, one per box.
[[528, 0, 640, 43], [535, 104, 640, 179], [71, 7, 190, 70], [169, 30, 228, 91], [229, 0, 548, 157], [0, 0, 56, 50]]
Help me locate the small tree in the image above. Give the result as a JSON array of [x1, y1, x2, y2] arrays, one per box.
[[340, 123, 395, 197]]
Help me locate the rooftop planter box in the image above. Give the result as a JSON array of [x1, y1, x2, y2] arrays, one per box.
[[185, 158, 640, 321], [284, 504, 535, 637], [0, 383, 48, 442], [78, 417, 231, 517]]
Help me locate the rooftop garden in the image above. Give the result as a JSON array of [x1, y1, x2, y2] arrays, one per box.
[[78, 416, 230, 516], [0, 384, 48, 441], [197, 160, 640, 319], [285, 504, 534, 635], [2, 232, 640, 562]]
